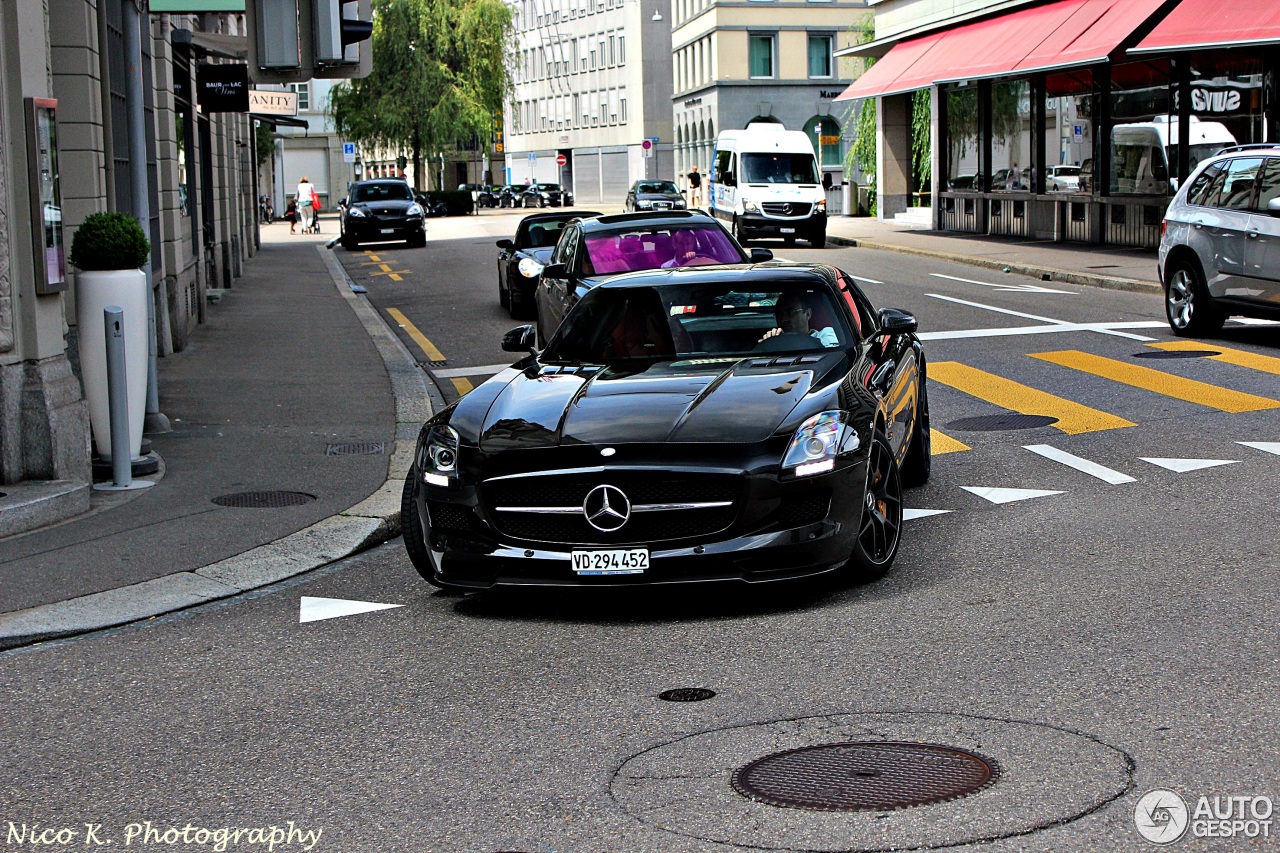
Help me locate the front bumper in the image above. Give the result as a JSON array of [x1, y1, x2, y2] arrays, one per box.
[[739, 210, 827, 239], [343, 217, 424, 241]]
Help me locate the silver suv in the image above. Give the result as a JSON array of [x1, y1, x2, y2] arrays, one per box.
[[1159, 144, 1280, 336]]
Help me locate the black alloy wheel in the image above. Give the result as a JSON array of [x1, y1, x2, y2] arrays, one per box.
[[1165, 258, 1224, 337], [848, 431, 903, 582], [900, 371, 932, 487], [401, 470, 443, 587]]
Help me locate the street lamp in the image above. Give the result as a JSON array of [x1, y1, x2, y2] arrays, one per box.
[[652, 8, 663, 21]]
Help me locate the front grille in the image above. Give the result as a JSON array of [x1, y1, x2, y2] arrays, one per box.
[[497, 505, 737, 545], [485, 475, 737, 508], [428, 500, 487, 535], [652, 201, 672, 210], [762, 202, 812, 218], [773, 493, 831, 529]]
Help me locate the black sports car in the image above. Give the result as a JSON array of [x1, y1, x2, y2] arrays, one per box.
[[534, 210, 768, 345], [520, 182, 573, 208], [496, 211, 603, 319], [402, 262, 930, 590], [496, 185, 527, 208], [339, 180, 426, 249], [625, 179, 687, 212]]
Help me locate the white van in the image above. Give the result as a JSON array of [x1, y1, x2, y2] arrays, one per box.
[[708, 123, 827, 248], [1111, 116, 1236, 195]]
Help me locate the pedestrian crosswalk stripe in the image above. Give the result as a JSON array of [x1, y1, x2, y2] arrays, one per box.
[[1030, 350, 1280, 414], [930, 361, 1136, 435], [1023, 444, 1136, 484], [904, 508, 952, 520], [1238, 441, 1280, 456], [1147, 341, 1280, 376], [1139, 457, 1239, 473], [962, 486, 1064, 504], [930, 428, 970, 455]]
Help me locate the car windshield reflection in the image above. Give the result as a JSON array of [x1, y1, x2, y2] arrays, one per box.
[[350, 182, 414, 202], [543, 282, 851, 365], [582, 226, 744, 275]]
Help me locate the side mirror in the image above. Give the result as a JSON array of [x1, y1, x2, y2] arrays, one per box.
[[339, 197, 347, 206], [878, 307, 918, 335], [541, 263, 568, 279], [502, 325, 537, 353], [749, 248, 774, 262], [496, 238, 515, 251], [1269, 198, 1280, 218], [722, 173, 735, 187]]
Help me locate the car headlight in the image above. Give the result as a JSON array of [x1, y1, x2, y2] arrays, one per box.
[[742, 198, 758, 212], [816, 198, 826, 212], [418, 424, 460, 487], [517, 257, 544, 278], [540, 192, 551, 199], [407, 203, 424, 217], [674, 201, 686, 209], [636, 199, 653, 209], [782, 411, 860, 477], [348, 207, 367, 218]]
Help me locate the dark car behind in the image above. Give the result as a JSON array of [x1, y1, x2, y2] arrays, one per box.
[[340, 180, 426, 249], [625, 180, 687, 212]]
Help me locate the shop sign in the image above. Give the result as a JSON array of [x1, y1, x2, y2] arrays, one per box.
[[197, 63, 250, 113]]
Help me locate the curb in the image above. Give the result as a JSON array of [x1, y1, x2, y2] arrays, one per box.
[[0, 247, 431, 652], [825, 234, 1162, 294]]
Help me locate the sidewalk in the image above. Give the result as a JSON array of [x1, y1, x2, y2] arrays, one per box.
[[0, 220, 429, 650], [0, 208, 1162, 651], [823, 215, 1162, 291]]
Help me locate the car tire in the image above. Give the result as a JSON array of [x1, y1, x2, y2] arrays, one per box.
[[809, 229, 827, 249], [1165, 258, 1224, 337], [846, 430, 902, 583], [899, 370, 932, 488], [408, 232, 426, 249], [734, 217, 749, 246], [401, 470, 444, 587], [539, 198, 547, 208], [341, 236, 359, 250], [498, 272, 509, 309]]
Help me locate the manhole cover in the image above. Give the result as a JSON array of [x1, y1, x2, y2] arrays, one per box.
[[659, 688, 716, 702], [731, 741, 998, 812], [212, 491, 316, 508], [1132, 350, 1220, 360], [325, 442, 385, 456], [947, 413, 1058, 431]]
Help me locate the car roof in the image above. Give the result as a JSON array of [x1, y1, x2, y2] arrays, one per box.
[[593, 261, 835, 290], [518, 211, 603, 227], [579, 210, 718, 232], [351, 179, 410, 188]]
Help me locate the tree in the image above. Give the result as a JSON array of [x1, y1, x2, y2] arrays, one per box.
[[330, 0, 516, 190]]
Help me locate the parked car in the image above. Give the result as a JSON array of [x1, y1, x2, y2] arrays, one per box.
[[1159, 144, 1280, 336], [497, 185, 527, 208], [533, 210, 770, 345], [1078, 159, 1093, 193], [475, 185, 505, 208], [1046, 165, 1081, 192], [496, 210, 604, 319], [339, 179, 426, 249], [625, 180, 687, 212], [520, 182, 573, 208], [401, 262, 930, 590]]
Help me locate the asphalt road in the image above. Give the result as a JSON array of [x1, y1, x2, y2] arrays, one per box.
[[3, 210, 1278, 853]]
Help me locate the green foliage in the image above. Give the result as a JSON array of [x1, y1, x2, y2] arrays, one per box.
[[912, 88, 932, 196], [255, 122, 276, 167], [69, 212, 150, 271], [844, 13, 876, 214], [329, 0, 516, 190]]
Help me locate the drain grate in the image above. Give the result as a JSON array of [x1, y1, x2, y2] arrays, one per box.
[[659, 688, 716, 702], [732, 741, 999, 812], [1132, 350, 1220, 360], [325, 442, 385, 456], [947, 414, 1058, 431], [212, 491, 317, 508]]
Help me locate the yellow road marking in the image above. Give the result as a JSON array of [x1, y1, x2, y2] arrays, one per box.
[[930, 429, 969, 455], [368, 269, 410, 277], [386, 307, 446, 362], [450, 378, 474, 396], [388, 274, 402, 282], [379, 263, 392, 272], [1147, 340, 1280, 376], [1031, 350, 1280, 414], [931, 361, 1135, 434]]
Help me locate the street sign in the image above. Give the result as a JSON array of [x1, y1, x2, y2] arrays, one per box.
[[342, 141, 356, 163], [528, 152, 537, 163], [641, 139, 652, 150], [1073, 124, 1085, 142], [555, 153, 567, 166]]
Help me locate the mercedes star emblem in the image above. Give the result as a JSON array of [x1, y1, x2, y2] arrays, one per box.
[[583, 484, 631, 532], [782, 203, 793, 215]]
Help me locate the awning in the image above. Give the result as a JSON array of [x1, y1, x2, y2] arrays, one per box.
[[171, 29, 248, 61], [1130, 0, 1280, 53], [251, 114, 309, 130], [836, 0, 1166, 101]]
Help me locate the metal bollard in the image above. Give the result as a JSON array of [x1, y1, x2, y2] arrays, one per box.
[[94, 307, 154, 492]]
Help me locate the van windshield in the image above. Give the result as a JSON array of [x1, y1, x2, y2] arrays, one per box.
[[1167, 144, 1226, 175], [741, 153, 819, 184]]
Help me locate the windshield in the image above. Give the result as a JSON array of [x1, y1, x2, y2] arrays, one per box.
[[544, 281, 850, 363], [582, 226, 745, 275], [1168, 144, 1227, 175], [636, 181, 679, 194], [741, 153, 819, 184], [519, 218, 568, 248], [351, 182, 414, 203], [1053, 167, 1080, 177]]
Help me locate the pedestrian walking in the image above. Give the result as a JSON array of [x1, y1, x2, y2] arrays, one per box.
[[284, 196, 298, 233], [687, 165, 703, 208], [296, 175, 316, 234]]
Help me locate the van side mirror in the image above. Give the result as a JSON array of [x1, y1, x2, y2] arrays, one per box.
[[723, 172, 735, 187], [502, 325, 537, 353]]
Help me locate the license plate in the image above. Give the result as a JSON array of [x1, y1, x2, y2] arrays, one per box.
[[780, 227, 796, 233], [572, 549, 649, 575], [381, 228, 395, 234]]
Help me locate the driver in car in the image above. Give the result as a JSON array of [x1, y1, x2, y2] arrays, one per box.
[[759, 290, 839, 347], [661, 230, 702, 268]]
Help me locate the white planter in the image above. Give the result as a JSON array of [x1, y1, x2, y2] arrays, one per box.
[[76, 268, 148, 460]]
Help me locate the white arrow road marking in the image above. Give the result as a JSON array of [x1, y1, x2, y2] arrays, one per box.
[[1023, 444, 1136, 484], [1139, 458, 1240, 473], [903, 508, 953, 520], [1238, 441, 1280, 456], [962, 486, 1065, 504], [848, 274, 883, 285], [930, 272, 1074, 294], [299, 596, 404, 624], [924, 294, 1158, 341]]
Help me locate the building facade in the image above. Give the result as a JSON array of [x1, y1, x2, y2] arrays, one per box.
[[504, 0, 676, 203]]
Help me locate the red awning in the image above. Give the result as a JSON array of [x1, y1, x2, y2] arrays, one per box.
[[836, 0, 1166, 101], [1131, 0, 1280, 53]]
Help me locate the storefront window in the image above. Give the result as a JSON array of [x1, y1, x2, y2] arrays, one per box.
[[992, 78, 1032, 192], [1186, 52, 1265, 153], [1047, 69, 1093, 192], [944, 86, 979, 191], [1110, 60, 1172, 195]]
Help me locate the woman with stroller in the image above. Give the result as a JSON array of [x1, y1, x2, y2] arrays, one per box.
[[295, 175, 316, 233]]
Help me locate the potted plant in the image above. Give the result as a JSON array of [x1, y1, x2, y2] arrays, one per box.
[[71, 212, 151, 463]]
